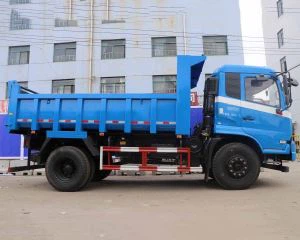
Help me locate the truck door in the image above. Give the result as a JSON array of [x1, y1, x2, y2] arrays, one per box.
[[240, 75, 292, 151], [214, 72, 242, 134]]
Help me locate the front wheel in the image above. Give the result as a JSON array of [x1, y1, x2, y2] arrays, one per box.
[[46, 146, 92, 192], [212, 143, 260, 190]]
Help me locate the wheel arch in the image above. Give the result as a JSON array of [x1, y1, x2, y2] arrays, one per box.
[[210, 134, 264, 163]]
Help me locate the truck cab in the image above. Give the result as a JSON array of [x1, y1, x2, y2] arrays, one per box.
[[214, 65, 294, 157], [198, 64, 298, 189]]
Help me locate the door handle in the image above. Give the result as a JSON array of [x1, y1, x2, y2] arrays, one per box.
[[243, 116, 255, 121]]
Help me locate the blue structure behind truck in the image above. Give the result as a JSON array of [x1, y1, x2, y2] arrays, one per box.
[[6, 56, 298, 192]]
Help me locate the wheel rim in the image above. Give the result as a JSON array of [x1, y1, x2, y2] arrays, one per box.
[[55, 158, 77, 180], [226, 155, 249, 179]]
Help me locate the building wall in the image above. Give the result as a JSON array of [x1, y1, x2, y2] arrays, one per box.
[[239, 0, 267, 66], [0, 0, 245, 98], [261, 0, 300, 133]]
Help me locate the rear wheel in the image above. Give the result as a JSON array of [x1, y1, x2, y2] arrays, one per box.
[[46, 146, 91, 192], [212, 143, 260, 190]]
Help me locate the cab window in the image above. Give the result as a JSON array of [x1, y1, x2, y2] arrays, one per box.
[[245, 77, 280, 108], [225, 73, 241, 99]]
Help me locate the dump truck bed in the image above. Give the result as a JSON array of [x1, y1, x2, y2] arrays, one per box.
[[7, 56, 206, 139]]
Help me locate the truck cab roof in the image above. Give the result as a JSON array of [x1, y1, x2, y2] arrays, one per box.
[[214, 65, 276, 76]]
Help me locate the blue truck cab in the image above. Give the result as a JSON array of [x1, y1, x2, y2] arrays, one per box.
[[7, 56, 298, 192], [212, 65, 296, 160]]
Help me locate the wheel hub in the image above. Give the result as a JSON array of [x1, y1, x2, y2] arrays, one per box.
[[61, 163, 75, 178], [227, 156, 248, 179]]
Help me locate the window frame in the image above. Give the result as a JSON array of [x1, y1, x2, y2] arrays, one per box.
[[101, 39, 126, 60], [153, 75, 177, 94], [277, 29, 284, 48], [52, 79, 75, 94], [55, 19, 77, 27], [10, 0, 31, 4], [10, 9, 31, 30], [8, 45, 30, 65], [280, 56, 287, 73], [203, 35, 228, 56], [151, 37, 177, 57], [53, 42, 76, 62], [277, 0, 284, 17], [244, 76, 281, 109], [100, 77, 125, 93]]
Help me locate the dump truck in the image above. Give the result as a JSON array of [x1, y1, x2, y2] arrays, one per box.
[[6, 55, 298, 191]]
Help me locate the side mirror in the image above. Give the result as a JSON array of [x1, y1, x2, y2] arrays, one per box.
[[289, 78, 299, 87], [283, 75, 293, 108], [283, 75, 290, 95]]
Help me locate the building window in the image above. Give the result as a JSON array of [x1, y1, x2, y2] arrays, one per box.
[[52, 79, 75, 94], [55, 19, 77, 27], [152, 37, 177, 57], [277, 0, 284, 17], [100, 77, 125, 93], [153, 75, 177, 93], [277, 29, 284, 48], [280, 57, 288, 72], [54, 42, 76, 62], [101, 39, 125, 60], [203, 36, 228, 56], [225, 73, 241, 99], [6, 81, 28, 98], [8, 45, 30, 65], [10, 0, 31, 4], [10, 10, 31, 30]]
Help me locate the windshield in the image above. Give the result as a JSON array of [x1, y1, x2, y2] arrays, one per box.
[[245, 77, 280, 108]]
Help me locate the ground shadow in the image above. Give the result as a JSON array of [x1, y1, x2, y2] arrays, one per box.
[[86, 175, 285, 192], [87, 175, 213, 191], [8, 174, 286, 192]]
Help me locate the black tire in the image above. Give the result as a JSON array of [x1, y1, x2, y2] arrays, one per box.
[[92, 170, 112, 182], [212, 143, 260, 190], [46, 146, 91, 192], [91, 157, 112, 182], [88, 155, 96, 183], [209, 169, 215, 179]]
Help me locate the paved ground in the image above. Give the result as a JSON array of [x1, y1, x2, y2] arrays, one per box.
[[1, 162, 300, 240]]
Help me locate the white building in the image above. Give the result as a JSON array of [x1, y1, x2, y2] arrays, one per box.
[[0, 0, 262, 100], [261, 0, 300, 133]]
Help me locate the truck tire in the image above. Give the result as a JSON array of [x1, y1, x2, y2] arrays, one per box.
[[45, 146, 91, 192], [212, 143, 260, 190], [209, 169, 215, 179], [91, 158, 111, 182], [92, 170, 112, 182]]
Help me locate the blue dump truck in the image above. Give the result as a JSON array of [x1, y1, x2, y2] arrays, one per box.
[[6, 56, 298, 191]]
